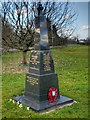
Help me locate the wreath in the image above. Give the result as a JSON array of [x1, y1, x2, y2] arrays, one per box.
[[48, 87, 58, 103]]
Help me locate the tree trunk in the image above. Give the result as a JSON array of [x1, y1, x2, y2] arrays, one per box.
[[22, 51, 27, 65]]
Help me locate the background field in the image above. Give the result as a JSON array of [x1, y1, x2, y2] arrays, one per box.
[[2, 45, 88, 118]]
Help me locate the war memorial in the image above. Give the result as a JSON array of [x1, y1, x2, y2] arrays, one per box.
[[13, 2, 74, 112]]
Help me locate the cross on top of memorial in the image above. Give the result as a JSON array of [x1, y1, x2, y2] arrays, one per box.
[[37, 2, 43, 16]]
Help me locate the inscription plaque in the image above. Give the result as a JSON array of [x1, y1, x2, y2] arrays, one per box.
[[30, 53, 39, 65], [27, 76, 38, 85], [43, 53, 51, 71]]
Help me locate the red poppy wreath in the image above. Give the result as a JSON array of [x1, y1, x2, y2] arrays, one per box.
[[48, 87, 58, 103]]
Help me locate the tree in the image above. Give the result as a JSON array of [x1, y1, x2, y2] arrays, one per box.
[[75, 34, 79, 44], [1, 1, 77, 63], [43, 2, 77, 45], [1, 2, 34, 64], [2, 19, 15, 52]]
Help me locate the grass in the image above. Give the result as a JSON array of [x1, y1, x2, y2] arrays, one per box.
[[2, 45, 88, 118]]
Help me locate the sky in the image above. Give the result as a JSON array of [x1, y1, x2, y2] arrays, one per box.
[[71, 2, 88, 39], [0, 1, 88, 40]]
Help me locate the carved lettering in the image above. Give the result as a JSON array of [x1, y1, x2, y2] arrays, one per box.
[[27, 76, 39, 85], [43, 53, 51, 71], [30, 52, 39, 65]]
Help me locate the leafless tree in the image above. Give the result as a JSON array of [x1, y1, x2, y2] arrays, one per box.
[[2, 20, 15, 52], [43, 1, 77, 43], [1, 2, 34, 64], [1, 1, 77, 64]]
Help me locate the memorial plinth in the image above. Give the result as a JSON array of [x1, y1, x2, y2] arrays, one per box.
[[13, 3, 74, 112]]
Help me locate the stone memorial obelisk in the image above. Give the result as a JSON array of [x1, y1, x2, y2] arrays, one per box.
[[13, 2, 74, 111]]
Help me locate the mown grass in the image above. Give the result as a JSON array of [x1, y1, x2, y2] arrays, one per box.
[[2, 45, 88, 118]]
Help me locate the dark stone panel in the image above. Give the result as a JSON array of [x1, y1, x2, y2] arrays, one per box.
[[29, 50, 55, 75], [34, 15, 49, 50], [24, 72, 60, 102]]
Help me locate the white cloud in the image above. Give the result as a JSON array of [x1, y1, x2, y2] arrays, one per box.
[[81, 25, 90, 30], [64, 14, 71, 19]]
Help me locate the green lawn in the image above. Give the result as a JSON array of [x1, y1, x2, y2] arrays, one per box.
[[2, 45, 88, 118]]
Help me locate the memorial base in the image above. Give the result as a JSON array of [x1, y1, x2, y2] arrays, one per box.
[[13, 95, 74, 112]]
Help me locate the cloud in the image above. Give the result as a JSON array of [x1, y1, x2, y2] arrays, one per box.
[[64, 14, 71, 19], [81, 25, 90, 30]]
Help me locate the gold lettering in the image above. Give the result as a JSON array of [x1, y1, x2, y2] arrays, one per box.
[[43, 53, 51, 71], [27, 76, 39, 85], [30, 52, 39, 65]]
